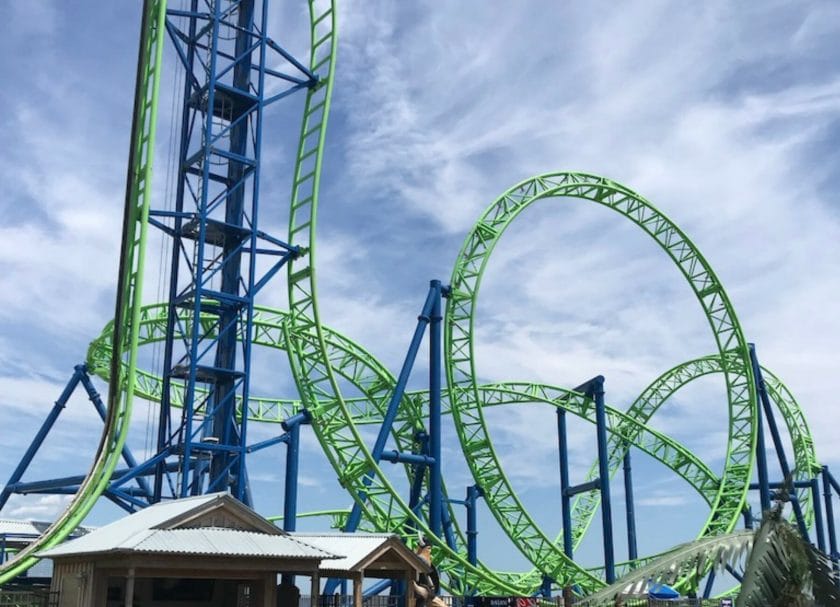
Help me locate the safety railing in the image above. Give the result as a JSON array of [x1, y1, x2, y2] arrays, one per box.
[[0, 590, 55, 607]]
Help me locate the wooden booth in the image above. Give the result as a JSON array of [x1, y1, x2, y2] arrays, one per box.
[[291, 533, 432, 607], [39, 494, 335, 607]]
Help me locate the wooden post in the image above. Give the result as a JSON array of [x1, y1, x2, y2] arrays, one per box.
[[562, 585, 572, 607], [352, 574, 363, 607], [403, 571, 414, 607], [311, 569, 320, 607], [125, 568, 136, 607], [263, 573, 276, 607], [92, 569, 108, 607]]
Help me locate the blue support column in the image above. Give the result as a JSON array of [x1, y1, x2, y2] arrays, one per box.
[[750, 344, 808, 535], [328, 283, 444, 598], [466, 485, 481, 567], [280, 411, 307, 587], [743, 506, 754, 530], [560, 375, 615, 583], [540, 576, 553, 598], [207, 0, 256, 500], [557, 408, 573, 560], [748, 345, 772, 515], [623, 445, 637, 562], [429, 279, 443, 538], [408, 432, 429, 519], [591, 376, 616, 584], [812, 478, 827, 553], [344, 286, 438, 533], [823, 467, 838, 567], [702, 570, 716, 599], [754, 398, 772, 515], [391, 578, 405, 607], [439, 499, 457, 551], [283, 426, 301, 531], [280, 409, 310, 533]]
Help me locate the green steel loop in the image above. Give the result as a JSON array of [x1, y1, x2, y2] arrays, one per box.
[[87, 302, 724, 593], [2, 0, 821, 596], [444, 172, 757, 588], [280, 8, 537, 592], [567, 356, 819, 580], [0, 0, 168, 584], [88, 304, 521, 592], [602, 357, 819, 528], [283, 0, 530, 596], [619, 358, 819, 526]]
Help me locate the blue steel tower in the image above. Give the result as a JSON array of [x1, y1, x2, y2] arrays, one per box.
[[150, 0, 317, 503]]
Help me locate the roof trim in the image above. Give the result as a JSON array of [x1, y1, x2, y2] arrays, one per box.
[[156, 494, 281, 535], [289, 533, 431, 575], [350, 536, 430, 573]]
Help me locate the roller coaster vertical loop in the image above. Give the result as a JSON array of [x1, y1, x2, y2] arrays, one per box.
[[444, 173, 757, 586], [1, 3, 828, 600]]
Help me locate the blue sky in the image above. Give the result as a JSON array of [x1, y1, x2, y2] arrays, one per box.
[[1, 0, 840, 582]]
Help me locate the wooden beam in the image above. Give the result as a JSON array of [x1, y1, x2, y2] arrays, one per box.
[[125, 567, 136, 607], [311, 568, 320, 607], [353, 574, 363, 607], [404, 570, 415, 607]]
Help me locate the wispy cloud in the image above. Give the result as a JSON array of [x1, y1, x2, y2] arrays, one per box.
[[1, 1, 839, 569], [636, 494, 690, 508], [4, 495, 73, 521]]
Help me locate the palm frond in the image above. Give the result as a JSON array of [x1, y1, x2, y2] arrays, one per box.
[[737, 504, 840, 607], [578, 530, 755, 606]]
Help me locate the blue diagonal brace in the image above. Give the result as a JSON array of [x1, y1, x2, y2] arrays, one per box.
[[0, 365, 85, 510]]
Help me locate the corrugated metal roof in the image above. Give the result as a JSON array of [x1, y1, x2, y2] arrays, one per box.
[[0, 519, 92, 539], [38, 493, 336, 561], [0, 520, 49, 536], [38, 493, 223, 558], [289, 533, 427, 573], [131, 527, 337, 559]]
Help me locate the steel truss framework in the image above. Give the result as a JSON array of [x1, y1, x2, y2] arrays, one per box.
[[149, 0, 317, 502], [0, 0, 835, 602], [81, 304, 821, 593]]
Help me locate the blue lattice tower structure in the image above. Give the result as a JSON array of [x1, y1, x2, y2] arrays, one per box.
[[150, 0, 317, 503]]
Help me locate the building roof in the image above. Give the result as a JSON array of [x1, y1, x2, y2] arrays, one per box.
[[0, 519, 92, 538], [0, 519, 50, 537], [0, 519, 92, 555], [40, 527, 336, 559], [133, 527, 336, 558], [38, 493, 335, 561], [289, 533, 430, 575]]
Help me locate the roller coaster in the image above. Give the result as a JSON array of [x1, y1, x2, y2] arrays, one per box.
[[1, 0, 838, 602]]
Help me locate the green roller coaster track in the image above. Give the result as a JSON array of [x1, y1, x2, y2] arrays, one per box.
[[84, 308, 819, 590], [83, 304, 740, 591], [0, 0, 167, 584], [0, 0, 823, 598]]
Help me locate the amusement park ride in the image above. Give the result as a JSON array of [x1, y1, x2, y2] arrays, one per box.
[[1, 0, 839, 602]]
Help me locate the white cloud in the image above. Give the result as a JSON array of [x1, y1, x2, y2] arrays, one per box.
[[636, 494, 689, 508], [4, 495, 73, 521], [2, 1, 840, 578]]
